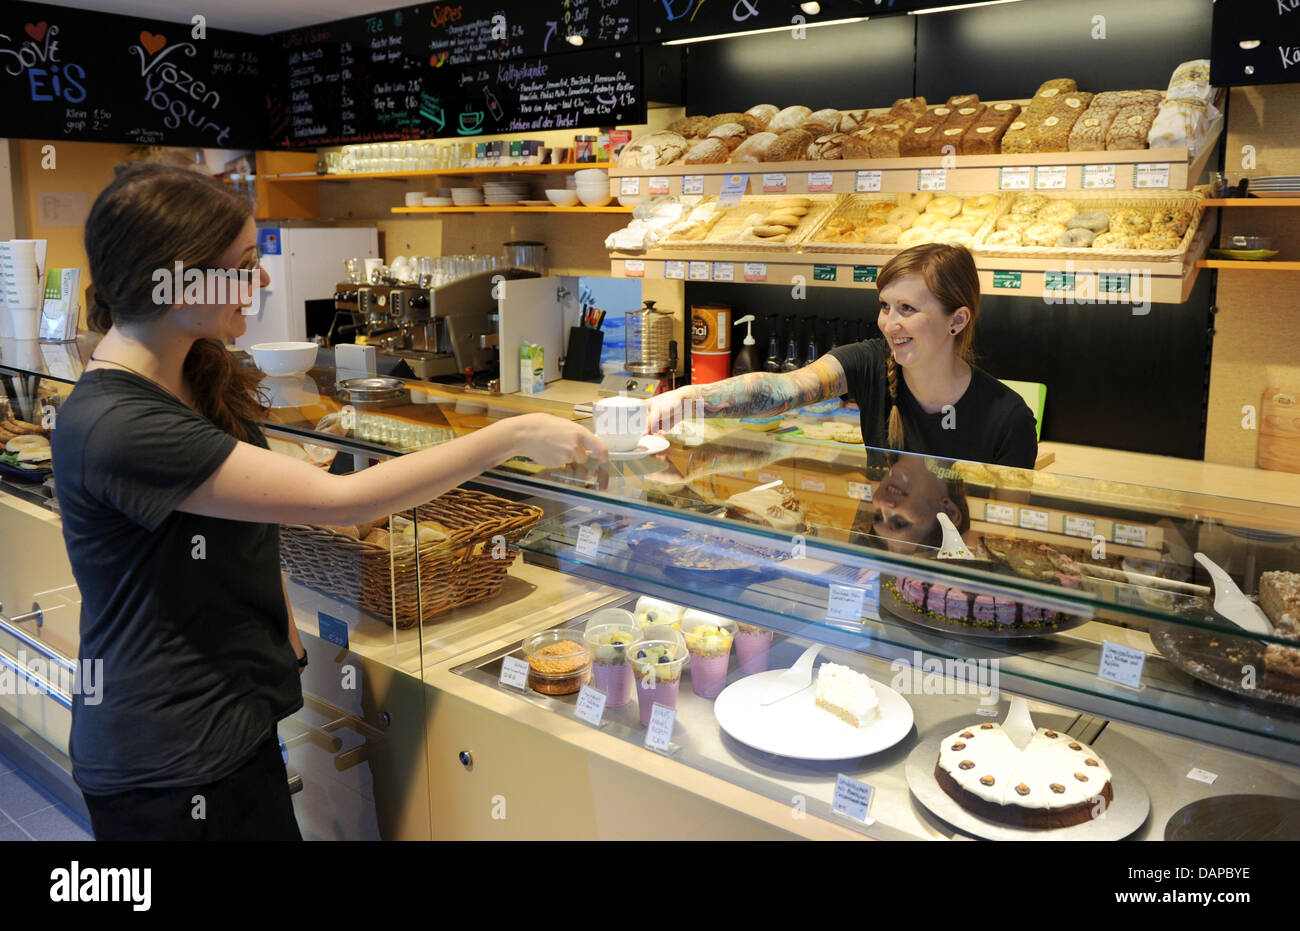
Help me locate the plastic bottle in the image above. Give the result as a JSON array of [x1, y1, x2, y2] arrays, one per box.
[[731, 314, 760, 376], [763, 314, 782, 373], [781, 315, 799, 372]]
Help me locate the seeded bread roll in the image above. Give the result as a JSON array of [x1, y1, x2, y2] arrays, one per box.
[[835, 109, 871, 134], [1000, 119, 1037, 154], [1067, 109, 1117, 151], [708, 122, 748, 151], [1106, 105, 1157, 150], [763, 129, 815, 161], [685, 137, 730, 164], [889, 97, 928, 121], [745, 104, 780, 128], [1110, 207, 1151, 235], [769, 105, 813, 134], [802, 108, 842, 136], [732, 131, 779, 163], [899, 124, 944, 157], [808, 132, 850, 159]]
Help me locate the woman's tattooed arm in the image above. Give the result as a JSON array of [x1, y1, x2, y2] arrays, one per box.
[[648, 355, 848, 431]]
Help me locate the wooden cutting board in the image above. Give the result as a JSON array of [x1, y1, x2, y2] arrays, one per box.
[[1258, 386, 1300, 474]]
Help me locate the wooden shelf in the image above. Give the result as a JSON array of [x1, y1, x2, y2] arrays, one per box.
[[264, 164, 602, 182], [1203, 198, 1300, 207], [1197, 259, 1300, 271], [392, 205, 630, 214]]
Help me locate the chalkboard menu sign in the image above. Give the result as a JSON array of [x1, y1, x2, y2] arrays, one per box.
[[1211, 0, 1300, 87], [419, 0, 637, 66], [418, 46, 643, 137], [639, 0, 958, 42], [1, 0, 267, 147]]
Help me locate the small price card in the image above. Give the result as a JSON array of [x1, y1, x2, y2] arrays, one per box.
[[743, 262, 767, 282], [985, 502, 1015, 526], [852, 265, 878, 283], [1098, 272, 1131, 293], [813, 264, 838, 282], [688, 261, 711, 280], [832, 773, 875, 825], [1134, 163, 1171, 189], [918, 168, 948, 191], [318, 612, 349, 649], [1063, 515, 1096, 539], [762, 172, 787, 194], [800, 477, 825, 492], [575, 524, 602, 558], [619, 177, 640, 196], [1082, 164, 1117, 189], [1186, 767, 1218, 785], [1044, 271, 1076, 291], [648, 176, 670, 195], [826, 584, 867, 622], [807, 171, 834, 193], [847, 481, 873, 502], [855, 170, 882, 192], [992, 270, 1022, 289], [574, 685, 607, 726], [1112, 523, 1148, 546], [1034, 166, 1069, 190], [682, 175, 705, 195], [1018, 508, 1050, 532], [664, 260, 686, 279], [623, 259, 645, 278], [712, 262, 734, 281], [998, 166, 1032, 190], [499, 655, 529, 691], [1098, 640, 1146, 690], [644, 704, 676, 752]]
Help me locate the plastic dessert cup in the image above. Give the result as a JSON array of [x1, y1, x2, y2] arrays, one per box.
[[522, 629, 590, 696], [734, 623, 774, 675], [584, 621, 638, 707], [630, 639, 686, 726], [681, 617, 735, 699]]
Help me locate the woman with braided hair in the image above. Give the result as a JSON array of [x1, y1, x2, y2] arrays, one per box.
[[648, 243, 1037, 468]]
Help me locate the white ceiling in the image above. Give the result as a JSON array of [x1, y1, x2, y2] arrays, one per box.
[[34, 0, 404, 35]]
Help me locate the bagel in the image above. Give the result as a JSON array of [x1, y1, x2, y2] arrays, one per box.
[[983, 230, 1023, 247], [961, 194, 1000, 217], [995, 213, 1035, 233], [886, 206, 920, 229], [898, 227, 934, 246], [1150, 208, 1191, 237], [16, 448, 51, 469], [5, 435, 49, 454], [1067, 211, 1111, 233], [912, 212, 951, 231], [1137, 231, 1183, 250], [865, 223, 903, 244], [867, 202, 897, 222], [934, 228, 975, 247], [948, 213, 985, 234], [1035, 200, 1078, 225], [1010, 192, 1048, 216], [1023, 222, 1068, 246], [925, 195, 964, 218], [1110, 208, 1150, 235], [1092, 231, 1137, 250], [896, 192, 934, 211], [1055, 228, 1096, 248]]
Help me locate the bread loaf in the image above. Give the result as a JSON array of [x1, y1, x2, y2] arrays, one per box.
[[1032, 113, 1079, 152], [665, 116, 710, 139], [801, 108, 842, 136], [708, 122, 749, 151], [888, 97, 928, 121], [745, 104, 780, 128], [912, 106, 953, 132], [1000, 119, 1037, 154], [961, 122, 1008, 154], [732, 131, 779, 163], [1067, 109, 1117, 151], [808, 133, 850, 159], [943, 104, 986, 130], [946, 94, 980, 109], [1105, 105, 1156, 150], [769, 106, 813, 133], [840, 126, 876, 159], [703, 112, 760, 135], [899, 124, 943, 157], [835, 109, 871, 133], [619, 132, 688, 169], [937, 126, 968, 153], [868, 122, 911, 158], [764, 129, 815, 162], [685, 137, 730, 164], [1094, 89, 1162, 110]]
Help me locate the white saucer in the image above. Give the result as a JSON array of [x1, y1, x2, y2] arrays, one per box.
[[607, 434, 669, 460]]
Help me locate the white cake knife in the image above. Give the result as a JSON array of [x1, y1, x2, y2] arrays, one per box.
[[1002, 696, 1035, 751], [1195, 552, 1274, 637], [759, 643, 822, 706]]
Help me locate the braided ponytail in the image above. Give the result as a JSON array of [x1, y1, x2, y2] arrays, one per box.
[[885, 353, 905, 451]]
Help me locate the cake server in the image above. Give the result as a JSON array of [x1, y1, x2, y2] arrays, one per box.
[[935, 512, 974, 560], [1002, 696, 1035, 751], [759, 643, 821, 705], [1194, 553, 1273, 636]]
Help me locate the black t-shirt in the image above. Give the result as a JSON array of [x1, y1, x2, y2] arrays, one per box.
[[829, 338, 1038, 468], [51, 370, 302, 795]]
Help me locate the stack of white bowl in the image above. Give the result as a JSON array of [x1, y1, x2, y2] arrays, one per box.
[[573, 168, 612, 207], [483, 180, 529, 205], [0, 239, 46, 340], [450, 187, 485, 206]]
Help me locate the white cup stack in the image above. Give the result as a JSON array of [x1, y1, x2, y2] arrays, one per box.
[[0, 242, 13, 339], [3, 239, 46, 340]]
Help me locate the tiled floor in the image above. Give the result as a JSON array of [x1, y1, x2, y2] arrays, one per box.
[[0, 751, 93, 841]]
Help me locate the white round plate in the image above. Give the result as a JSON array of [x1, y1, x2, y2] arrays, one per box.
[[713, 668, 915, 760], [607, 434, 669, 460]]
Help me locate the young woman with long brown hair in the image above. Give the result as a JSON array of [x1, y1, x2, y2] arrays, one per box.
[[648, 243, 1038, 468], [52, 162, 605, 840]]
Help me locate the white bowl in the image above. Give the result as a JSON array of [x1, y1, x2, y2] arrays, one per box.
[[545, 188, 580, 207], [404, 192, 427, 206], [574, 168, 608, 184], [249, 341, 319, 377], [578, 189, 613, 207]]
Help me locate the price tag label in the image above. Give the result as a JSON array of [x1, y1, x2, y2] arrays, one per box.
[[855, 170, 882, 192], [1063, 515, 1096, 539], [826, 583, 867, 622], [619, 176, 640, 196], [743, 262, 767, 282], [719, 173, 749, 205], [852, 265, 878, 283], [688, 261, 711, 280], [984, 502, 1015, 526], [757, 471, 779, 483], [832, 773, 875, 824], [1082, 164, 1117, 189], [1134, 163, 1171, 189], [644, 704, 676, 752], [918, 168, 948, 191], [574, 685, 607, 726], [1045, 271, 1076, 291], [1019, 508, 1050, 532], [1034, 165, 1069, 190], [575, 524, 602, 558], [664, 260, 686, 280], [1098, 273, 1131, 293], [1098, 640, 1146, 690], [648, 176, 670, 195], [807, 171, 834, 193], [813, 264, 838, 282], [762, 172, 787, 194], [1113, 523, 1148, 546], [499, 655, 529, 690], [623, 259, 645, 278], [712, 262, 734, 281], [799, 478, 825, 493], [847, 481, 873, 502], [317, 611, 350, 649], [992, 270, 1022, 289], [1186, 767, 1218, 785], [682, 175, 705, 196], [998, 166, 1032, 190]]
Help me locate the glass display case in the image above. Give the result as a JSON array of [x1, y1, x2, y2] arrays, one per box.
[[3, 336, 1299, 840]]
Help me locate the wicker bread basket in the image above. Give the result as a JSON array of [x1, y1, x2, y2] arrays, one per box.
[[801, 191, 1002, 256], [279, 488, 543, 628], [658, 194, 842, 251]]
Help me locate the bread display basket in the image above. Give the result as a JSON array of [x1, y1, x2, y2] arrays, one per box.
[[279, 488, 543, 628]]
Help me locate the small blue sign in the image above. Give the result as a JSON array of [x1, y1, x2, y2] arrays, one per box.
[[257, 227, 282, 256], [318, 611, 349, 649]]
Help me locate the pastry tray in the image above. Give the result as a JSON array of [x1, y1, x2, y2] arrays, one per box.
[[880, 575, 1092, 640], [1148, 618, 1300, 709]]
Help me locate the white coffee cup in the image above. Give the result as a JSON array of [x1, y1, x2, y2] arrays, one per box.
[[593, 396, 647, 453]]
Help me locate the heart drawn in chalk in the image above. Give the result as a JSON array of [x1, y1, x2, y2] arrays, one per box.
[[139, 31, 167, 55], [25, 22, 48, 42]]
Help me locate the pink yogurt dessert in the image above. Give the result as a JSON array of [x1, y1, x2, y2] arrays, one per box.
[[734, 623, 773, 675], [591, 659, 634, 707], [683, 623, 734, 699], [631, 641, 684, 726]]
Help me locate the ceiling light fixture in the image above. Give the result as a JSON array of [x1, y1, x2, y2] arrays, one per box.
[[567, 34, 584, 46], [662, 17, 868, 46], [800, 2, 822, 14], [910, 0, 1030, 14]]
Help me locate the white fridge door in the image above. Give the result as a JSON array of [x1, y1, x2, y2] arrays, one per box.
[[497, 276, 566, 395]]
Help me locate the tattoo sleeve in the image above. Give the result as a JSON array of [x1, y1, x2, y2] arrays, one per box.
[[690, 355, 847, 419]]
